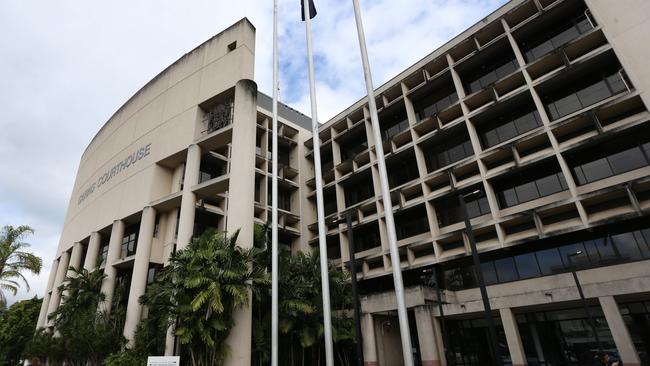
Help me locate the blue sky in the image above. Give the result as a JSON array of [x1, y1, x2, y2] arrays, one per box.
[[0, 0, 507, 305]]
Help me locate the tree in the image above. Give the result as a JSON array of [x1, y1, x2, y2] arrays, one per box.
[[251, 231, 355, 366], [0, 296, 42, 366], [24, 267, 124, 366], [139, 228, 269, 366], [0, 225, 42, 308]]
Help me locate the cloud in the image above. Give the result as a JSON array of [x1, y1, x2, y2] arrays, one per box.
[[0, 0, 506, 305]]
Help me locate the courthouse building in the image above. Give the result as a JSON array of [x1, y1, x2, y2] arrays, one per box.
[[38, 0, 650, 365]]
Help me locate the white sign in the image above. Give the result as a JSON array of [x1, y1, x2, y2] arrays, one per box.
[[147, 356, 180, 366]]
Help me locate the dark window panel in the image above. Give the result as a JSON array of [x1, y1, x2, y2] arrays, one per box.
[[494, 257, 518, 282], [545, 72, 626, 121], [515, 253, 541, 279], [559, 242, 590, 268], [567, 127, 650, 185], [632, 231, 650, 259], [611, 232, 643, 261], [481, 262, 498, 285], [522, 13, 593, 62], [595, 237, 618, 262], [608, 147, 647, 175], [536, 248, 564, 275]]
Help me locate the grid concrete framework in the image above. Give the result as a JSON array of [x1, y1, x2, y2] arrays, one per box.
[[39, 0, 650, 365]]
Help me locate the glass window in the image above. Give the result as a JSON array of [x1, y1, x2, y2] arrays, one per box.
[[497, 123, 518, 142], [536, 174, 564, 197], [611, 232, 643, 260], [481, 262, 498, 285], [576, 80, 610, 107], [559, 243, 589, 268], [583, 239, 601, 263], [494, 257, 518, 282], [595, 237, 617, 262], [632, 231, 650, 258], [515, 253, 541, 279], [536, 248, 564, 275], [515, 181, 539, 203], [578, 158, 613, 184], [608, 147, 647, 175]]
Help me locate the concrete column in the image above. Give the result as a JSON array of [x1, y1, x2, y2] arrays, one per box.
[[415, 307, 441, 366], [432, 317, 447, 366], [362, 313, 378, 366], [599, 296, 641, 366], [100, 220, 125, 314], [224, 79, 257, 366], [45, 250, 70, 325], [60, 242, 84, 302], [176, 144, 201, 250], [83, 232, 102, 270], [36, 259, 59, 328], [164, 324, 176, 356], [500, 308, 527, 366], [68, 242, 84, 272], [123, 206, 157, 343]]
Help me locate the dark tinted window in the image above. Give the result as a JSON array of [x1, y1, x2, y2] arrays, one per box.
[[515, 253, 541, 279], [545, 71, 626, 121], [494, 160, 568, 208], [536, 248, 564, 275], [494, 257, 518, 282], [423, 129, 474, 172], [567, 128, 650, 185]]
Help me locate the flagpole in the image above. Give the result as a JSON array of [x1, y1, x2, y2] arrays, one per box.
[[271, 0, 280, 365], [302, 1, 335, 365], [349, 0, 415, 365]]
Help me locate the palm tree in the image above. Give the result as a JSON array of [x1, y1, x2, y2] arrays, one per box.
[[37, 267, 123, 366], [141, 228, 270, 366], [0, 225, 42, 308]]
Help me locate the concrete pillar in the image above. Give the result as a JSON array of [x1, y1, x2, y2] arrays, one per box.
[[224, 79, 257, 366], [415, 306, 441, 366], [60, 242, 84, 302], [83, 232, 102, 270], [432, 317, 447, 366], [362, 313, 378, 366], [36, 259, 59, 328], [45, 250, 70, 325], [68, 242, 84, 273], [123, 206, 157, 343], [100, 220, 125, 314], [599, 296, 641, 366], [164, 324, 176, 356], [176, 144, 201, 250], [500, 308, 527, 366]]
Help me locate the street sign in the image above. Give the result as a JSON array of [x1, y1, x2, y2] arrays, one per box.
[[147, 356, 180, 366]]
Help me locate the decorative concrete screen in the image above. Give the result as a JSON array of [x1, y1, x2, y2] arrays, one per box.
[[147, 356, 180, 366]]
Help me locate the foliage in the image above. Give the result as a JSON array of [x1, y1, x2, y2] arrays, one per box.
[[103, 350, 143, 366], [139, 228, 270, 366], [24, 267, 125, 366], [0, 297, 42, 366], [0, 225, 42, 308], [252, 227, 355, 366]]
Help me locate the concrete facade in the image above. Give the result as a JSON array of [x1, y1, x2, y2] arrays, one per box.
[[39, 0, 650, 365]]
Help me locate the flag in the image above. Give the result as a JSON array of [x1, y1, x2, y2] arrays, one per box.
[[301, 0, 317, 20]]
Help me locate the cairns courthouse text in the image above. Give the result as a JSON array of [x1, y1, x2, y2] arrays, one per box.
[[77, 143, 151, 205]]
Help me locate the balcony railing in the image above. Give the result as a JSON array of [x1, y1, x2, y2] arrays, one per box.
[[204, 99, 233, 134], [522, 14, 594, 63]]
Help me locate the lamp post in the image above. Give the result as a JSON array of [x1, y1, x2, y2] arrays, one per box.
[[458, 189, 503, 366], [566, 250, 603, 351], [421, 267, 454, 365], [332, 211, 364, 366]]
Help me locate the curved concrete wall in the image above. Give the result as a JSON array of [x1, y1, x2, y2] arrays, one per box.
[[57, 18, 256, 255]]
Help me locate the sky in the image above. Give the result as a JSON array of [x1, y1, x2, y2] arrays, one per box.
[[0, 0, 507, 305]]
